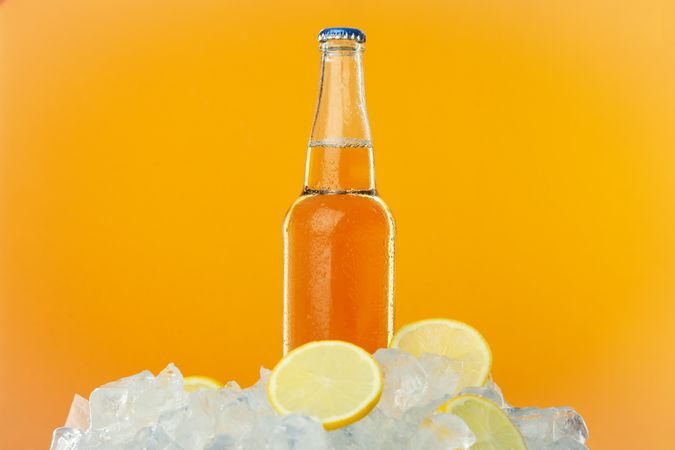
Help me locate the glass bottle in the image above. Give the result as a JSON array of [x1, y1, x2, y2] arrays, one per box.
[[283, 28, 395, 354]]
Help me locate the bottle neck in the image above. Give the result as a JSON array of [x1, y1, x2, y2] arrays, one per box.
[[304, 40, 375, 193]]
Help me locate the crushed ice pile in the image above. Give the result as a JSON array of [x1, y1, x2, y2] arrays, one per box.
[[51, 349, 589, 450]]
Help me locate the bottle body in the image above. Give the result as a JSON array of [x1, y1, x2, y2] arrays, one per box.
[[283, 173, 394, 354], [283, 31, 394, 354]]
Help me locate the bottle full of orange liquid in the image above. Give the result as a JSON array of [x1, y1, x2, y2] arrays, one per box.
[[283, 28, 395, 354]]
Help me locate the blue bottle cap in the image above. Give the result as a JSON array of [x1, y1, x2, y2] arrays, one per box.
[[318, 27, 366, 43]]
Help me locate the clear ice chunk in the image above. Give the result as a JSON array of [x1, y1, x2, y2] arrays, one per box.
[[170, 392, 221, 450], [543, 436, 589, 450], [327, 408, 413, 450], [401, 396, 451, 429], [460, 379, 508, 408], [506, 406, 589, 449], [89, 363, 185, 437], [417, 353, 461, 401], [50, 427, 82, 450], [408, 413, 476, 450], [240, 367, 275, 416], [209, 368, 275, 446], [373, 348, 429, 417], [126, 425, 182, 450], [374, 348, 463, 420], [204, 433, 239, 450], [65, 394, 90, 431], [264, 414, 328, 450], [88, 369, 154, 430]]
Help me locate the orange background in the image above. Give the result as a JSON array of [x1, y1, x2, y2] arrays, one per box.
[[1, 0, 674, 448]]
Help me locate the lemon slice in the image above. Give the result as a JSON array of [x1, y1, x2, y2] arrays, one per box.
[[391, 318, 492, 391], [267, 340, 383, 430], [440, 395, 526, 450], [183, 375, 223, 392]]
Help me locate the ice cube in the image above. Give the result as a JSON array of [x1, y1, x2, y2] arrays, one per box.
[[327, 408, 413, 450], [88, 364, 187, 442], [222, 380, 242, 392], [134, 364, 186, 422], [65, 394, 90, 431], [417, 353, 461, 401], [506, 406, 589, 448], [126, 425, 182, 450], [408, 413, 476, 450], [87, 364, 187, 446], [88, 369, 154, 430], [204, 433, 239, 450], [74, 428, 122, 449], [373, 349, 428, 417], [264, 414, 328, 450], [171, 391, 224, 450], [207, 370, 274, 445], [168, 409, 210, 450], [543, 436, 588, 450], [156, 363, 185, 391], [243, 367, 275, 416], [401, 396, 451, 429], [212, 394, 258, 443], [460, 379, 508, 408], [50, 427, 82, 450]]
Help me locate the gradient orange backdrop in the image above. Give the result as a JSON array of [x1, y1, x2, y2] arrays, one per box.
[[1, 0, 674, 448]]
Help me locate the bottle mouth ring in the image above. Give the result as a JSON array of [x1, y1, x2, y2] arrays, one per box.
[[320, 40, 364, 53]]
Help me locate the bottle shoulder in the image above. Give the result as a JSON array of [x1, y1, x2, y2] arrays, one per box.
[[284, 192, 394, 230]]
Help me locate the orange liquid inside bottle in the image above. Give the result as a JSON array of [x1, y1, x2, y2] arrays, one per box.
[[283, 33, 395, 354]]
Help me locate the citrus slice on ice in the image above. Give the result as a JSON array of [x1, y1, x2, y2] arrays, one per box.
[[439, 395, 526, 450], [183, 375, 223, 392], [391, 318, 492, 391], [267, 340, 383, 430]]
